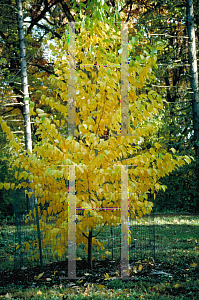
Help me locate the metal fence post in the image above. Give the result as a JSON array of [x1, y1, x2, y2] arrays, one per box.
[[35, 196, 43, 272]]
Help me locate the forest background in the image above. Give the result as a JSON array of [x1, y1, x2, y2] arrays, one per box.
[[0, 0, 199, 221]]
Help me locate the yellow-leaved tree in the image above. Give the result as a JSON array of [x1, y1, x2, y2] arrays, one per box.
[[0, 20, 192, 269]]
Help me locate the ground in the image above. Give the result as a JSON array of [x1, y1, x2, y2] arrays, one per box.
[[0, 214, 199, 299]]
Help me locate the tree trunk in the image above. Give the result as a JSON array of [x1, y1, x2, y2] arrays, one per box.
[[16, 0, 34, 211], [88, 229, 93, 269], [186, 0, 199, 156]]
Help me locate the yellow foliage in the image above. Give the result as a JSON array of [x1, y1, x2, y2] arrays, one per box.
[[0, 19, 193, 261]]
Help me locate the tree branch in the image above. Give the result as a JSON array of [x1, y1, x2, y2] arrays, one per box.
[[0, 107, 17, 116], [43, 16, 56, 26], [27, 0, 60, 34], [30, 63, 55, 75], [33, 23, 61, 38], [81, 231, 88, 239], [59, 0, 75, 22], [93, 221, 107, 238], [2, 102, 24, 107]]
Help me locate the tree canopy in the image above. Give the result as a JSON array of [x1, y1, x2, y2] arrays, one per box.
[[0, 18, 192, 267]]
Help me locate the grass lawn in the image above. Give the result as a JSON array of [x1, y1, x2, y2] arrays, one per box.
[[0, 214, 199, 299]]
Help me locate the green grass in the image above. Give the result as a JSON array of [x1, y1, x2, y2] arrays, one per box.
[[0, 218, 155, 270], [1, 214, 199, 299]]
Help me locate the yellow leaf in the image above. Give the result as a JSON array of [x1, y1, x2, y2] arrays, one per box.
[[138, 264, 143, 271], [190, 262, 197, 268], [23, 171, 28, 180], [170, 148, 176, 154], [104, 273, 110, 280], [35, 253, 39, 260], [4, 293, 12, 298], [35, 272, 44, 280], [133, 266, 137, 273], [149, 148, 155, 155], [154, 142, 161, 149], [0, 183, 3, 189], [10, 183, 15, 190], [37, 290, 42, 295], [173, 283, 181, 288], [155, 183, 161, 190], [97, 284, 105, 290], [46, 278, 52, 281], [4, 183, 10, 190], [26, 243, 30, 251], [48, 206, 52, 215], [184, 155, 191, 164], [43, 210, 47, 219]]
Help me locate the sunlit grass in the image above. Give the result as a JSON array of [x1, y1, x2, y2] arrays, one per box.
[[1, 214, 199, 271]]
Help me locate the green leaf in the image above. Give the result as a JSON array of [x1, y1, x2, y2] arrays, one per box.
[[131, 37, 136, 44], [41, 115, 46, 122], [23, 171, 28, 180], [102, 39, 112, 43], [30, 101, 35, 108], [79, 2, 86, 7], [107, 69, 111, 77], [66, 159, 71, 164], [100, 153, 104, 161], [156, 41, 164, 50], [98, 46, 104, 53], [104, 150, 109, 155]]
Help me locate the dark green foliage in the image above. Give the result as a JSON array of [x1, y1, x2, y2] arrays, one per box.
[[155, 160, 199, 213], [0, 126, 27, 221], [0, 128, 14, 221]]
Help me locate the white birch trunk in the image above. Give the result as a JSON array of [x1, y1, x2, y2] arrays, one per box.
[[16, 0, 34, 211], [187, 0, 199, 155]]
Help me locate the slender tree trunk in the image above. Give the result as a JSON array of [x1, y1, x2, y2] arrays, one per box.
[[186, 0, 199, 156], [16, 0, 34, 211], [88, 229, 93, 269]]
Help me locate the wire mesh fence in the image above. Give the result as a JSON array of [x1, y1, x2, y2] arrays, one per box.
[[0, 188, 155, 272]]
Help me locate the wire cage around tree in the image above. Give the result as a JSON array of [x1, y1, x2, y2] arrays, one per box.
[[0, 188, 155, 273]]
